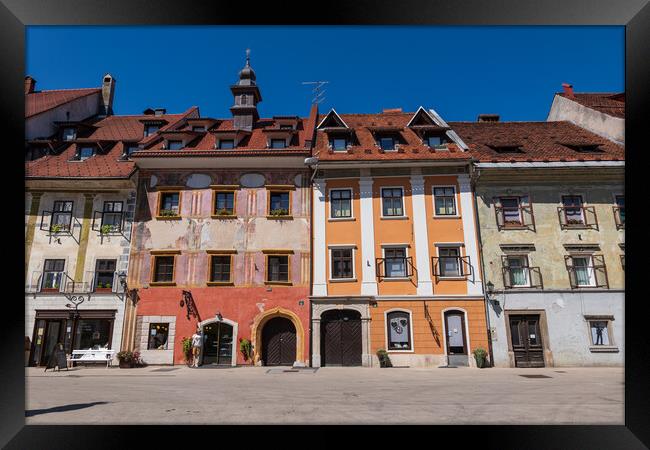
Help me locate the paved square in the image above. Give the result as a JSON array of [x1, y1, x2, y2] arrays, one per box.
[[25, 366, 624, 425]]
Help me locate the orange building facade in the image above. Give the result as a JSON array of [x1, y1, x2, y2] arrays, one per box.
[[310, 108, 489, 367]]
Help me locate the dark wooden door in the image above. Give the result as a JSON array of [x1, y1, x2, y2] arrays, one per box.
[[321, 310, 362, 366], [262, 317, 296, 366], [509, 315, 545, 368], [40, 320, 64, 366]]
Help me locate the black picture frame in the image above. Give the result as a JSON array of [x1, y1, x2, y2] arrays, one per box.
[[4, 0, 648, 447]]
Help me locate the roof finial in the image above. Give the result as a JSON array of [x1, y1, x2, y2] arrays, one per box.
[[245, 48, 251, 66]]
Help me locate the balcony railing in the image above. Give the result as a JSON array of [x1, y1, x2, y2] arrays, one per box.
[[431, 256, 472, 278], [92, 210, 125, 234], [84, 270, 124, 293], [557, 206, 599, 231], [501, 266, 544, 289], [375, 257, 415, 279], [613, 206, 625, 230], [39, 210, 73, 234], [564, 255, 609, 289], [495, 205, 536, 231]]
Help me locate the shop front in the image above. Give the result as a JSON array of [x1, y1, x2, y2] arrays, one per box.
[[29, 309, 116, 367]]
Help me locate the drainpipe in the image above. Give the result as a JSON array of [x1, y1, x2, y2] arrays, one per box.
[[469, 162, 495, 367], [304, 157, 319, 367]]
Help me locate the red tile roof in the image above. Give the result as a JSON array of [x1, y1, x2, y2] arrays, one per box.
[[314, 112, 470, 162], [26, 110, 193, 178], [25, 88, 101, 118], [558, 93, 625, 119], [450, 121, 625, 163]]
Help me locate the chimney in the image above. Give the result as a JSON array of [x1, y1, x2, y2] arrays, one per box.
[[101, 73, 116, 116], [154, 108, 166, 116], [562, 83, 574, 98], [478, 114, 500, 122], [382, 108, 402, 114], [25, 76, 36, 94]]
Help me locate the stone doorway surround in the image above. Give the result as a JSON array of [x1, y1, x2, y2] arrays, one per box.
[[198, 316, 239, 367], [503, 309, 554, 368], [311, 298, 372, 367], [250, 306, 306, 367]]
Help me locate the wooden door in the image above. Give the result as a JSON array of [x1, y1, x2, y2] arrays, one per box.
[[262, 317, 296, 366], [509, 315, 545, 368], [40, 320, 64, 366], [321, 310, 362, 367]]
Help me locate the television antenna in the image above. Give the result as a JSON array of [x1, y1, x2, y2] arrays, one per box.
[[302, 81, 329, 104]]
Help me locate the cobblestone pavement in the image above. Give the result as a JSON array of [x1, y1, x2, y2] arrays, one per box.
[[25, 366, 624, 425]]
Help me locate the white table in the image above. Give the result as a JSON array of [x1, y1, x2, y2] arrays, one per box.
[[68, 349, 115, 368]]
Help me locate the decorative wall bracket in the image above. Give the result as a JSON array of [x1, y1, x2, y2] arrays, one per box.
[[180, 290, 201, 321]]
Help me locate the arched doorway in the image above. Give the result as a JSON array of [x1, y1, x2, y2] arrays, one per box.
[[261, 317, 296, 366], [321, 309, 362, 366], [202, 321, 234, 366]]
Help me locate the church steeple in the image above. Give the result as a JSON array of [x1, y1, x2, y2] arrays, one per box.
[[230, 49, 262, 131]]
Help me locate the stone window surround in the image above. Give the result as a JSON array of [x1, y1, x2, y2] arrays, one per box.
[[137, 315, 176, 365], [584, 314, 619, 353]]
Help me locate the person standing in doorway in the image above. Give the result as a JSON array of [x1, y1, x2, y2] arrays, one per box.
[[191, 328, 202, 368]]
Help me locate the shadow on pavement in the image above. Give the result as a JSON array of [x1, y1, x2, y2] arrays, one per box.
[[25, 401, 109, 417]]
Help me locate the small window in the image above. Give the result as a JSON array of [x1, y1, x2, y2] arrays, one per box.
[[279, 124, 293, 130], [378, 136, 396, 151], [62, 127, 76, 141], [240, 94, 248, 105], [505, 255, 530, 287], [125, 144, 139, 156], [330, 189, 352, 218], [51, 200, 73, 231], [589, 320, 611, 346], [158, 192, 180, 217], [434, 187, 457, 216], [562, 195, 584, 224], [439, 247, 461, 277], [331, 248, 353, 279], [387, 311, 411, 350], [192, 126, 206, 132], [209, 255, 232, 283], [500, 197, 522, 225], [42, 259, 65, 291], [571, 256, 595, 287], [426, 135, 448, 147], [267, 255, 289, 283], [615, 195, 625, 226], [101, 201, 123, 231], [214, 192, 235, 216], [94, 259, 116, 291], [381, 188, 404, 217], [79, 146, 95, 160], [270, 139, 287, 149], [152, 255, 175, 283], [167, 140, 183, 150], [384, 247, 407, 278], [330, 137, 348, 151], [269, 191, 290, 216], [147, 323, 170, 350], [144, 124, 160, 137], [218, 139, 235, 149]]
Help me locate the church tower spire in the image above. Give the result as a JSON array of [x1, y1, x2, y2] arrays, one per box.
[[230, 49, 262, 131]]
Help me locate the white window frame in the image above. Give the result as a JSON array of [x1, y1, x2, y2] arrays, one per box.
[[78, 146, 95, 161], [432, 185, 460, 218], [380, 186, 406, 219], [505, 254, 531, 288], [384, 308, 415, 353], [381, 244, 410, 280], [377, 136, 397, 152], [434, 244, 465, 279], [571, 254, 596, 287], [328, 188, 354, 220], [62, 127, 77, 141], [329, 136, 349, 152], [560, 193, 586, 224], [584, 316, 617, 350], [328, 245, 357, 282]]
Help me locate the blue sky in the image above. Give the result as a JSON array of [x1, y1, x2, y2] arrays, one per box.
[[26, 26, 623, 121]]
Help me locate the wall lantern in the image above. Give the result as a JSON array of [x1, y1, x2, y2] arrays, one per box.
[[215, 312, 223, 322], [485, 281, 500, 306]]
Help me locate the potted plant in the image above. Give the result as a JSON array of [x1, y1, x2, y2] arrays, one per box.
[[159, 209, 178, 217], [50, 223, 64, 233], [376, 349, 392, 368], [215, 208, 233, 216], [181, 337, 193, 366], [269, 208, 289, 217], [239, 338, 253, 365], [100, 224, 116, 234], [472, 347, 488, 368], [116, 350, 135, 368]]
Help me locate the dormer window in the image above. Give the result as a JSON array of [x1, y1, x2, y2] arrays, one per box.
[[125, 144, 139, 156], [271, 139, 286, 149], [144, 124, 160, 137], [79, 146, 95, 160], [192, 126, 206, 132], [330, 137, 348, 151], [279, 124, 293, 130], [490, 145, 523, 154], [167, 140, 183, 150], [566, 144, 603, 153], [426, 135, 448, 147], [378, 136, 396, 151], [218, 139, 235, 149], [62, 127, 76, 141]]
